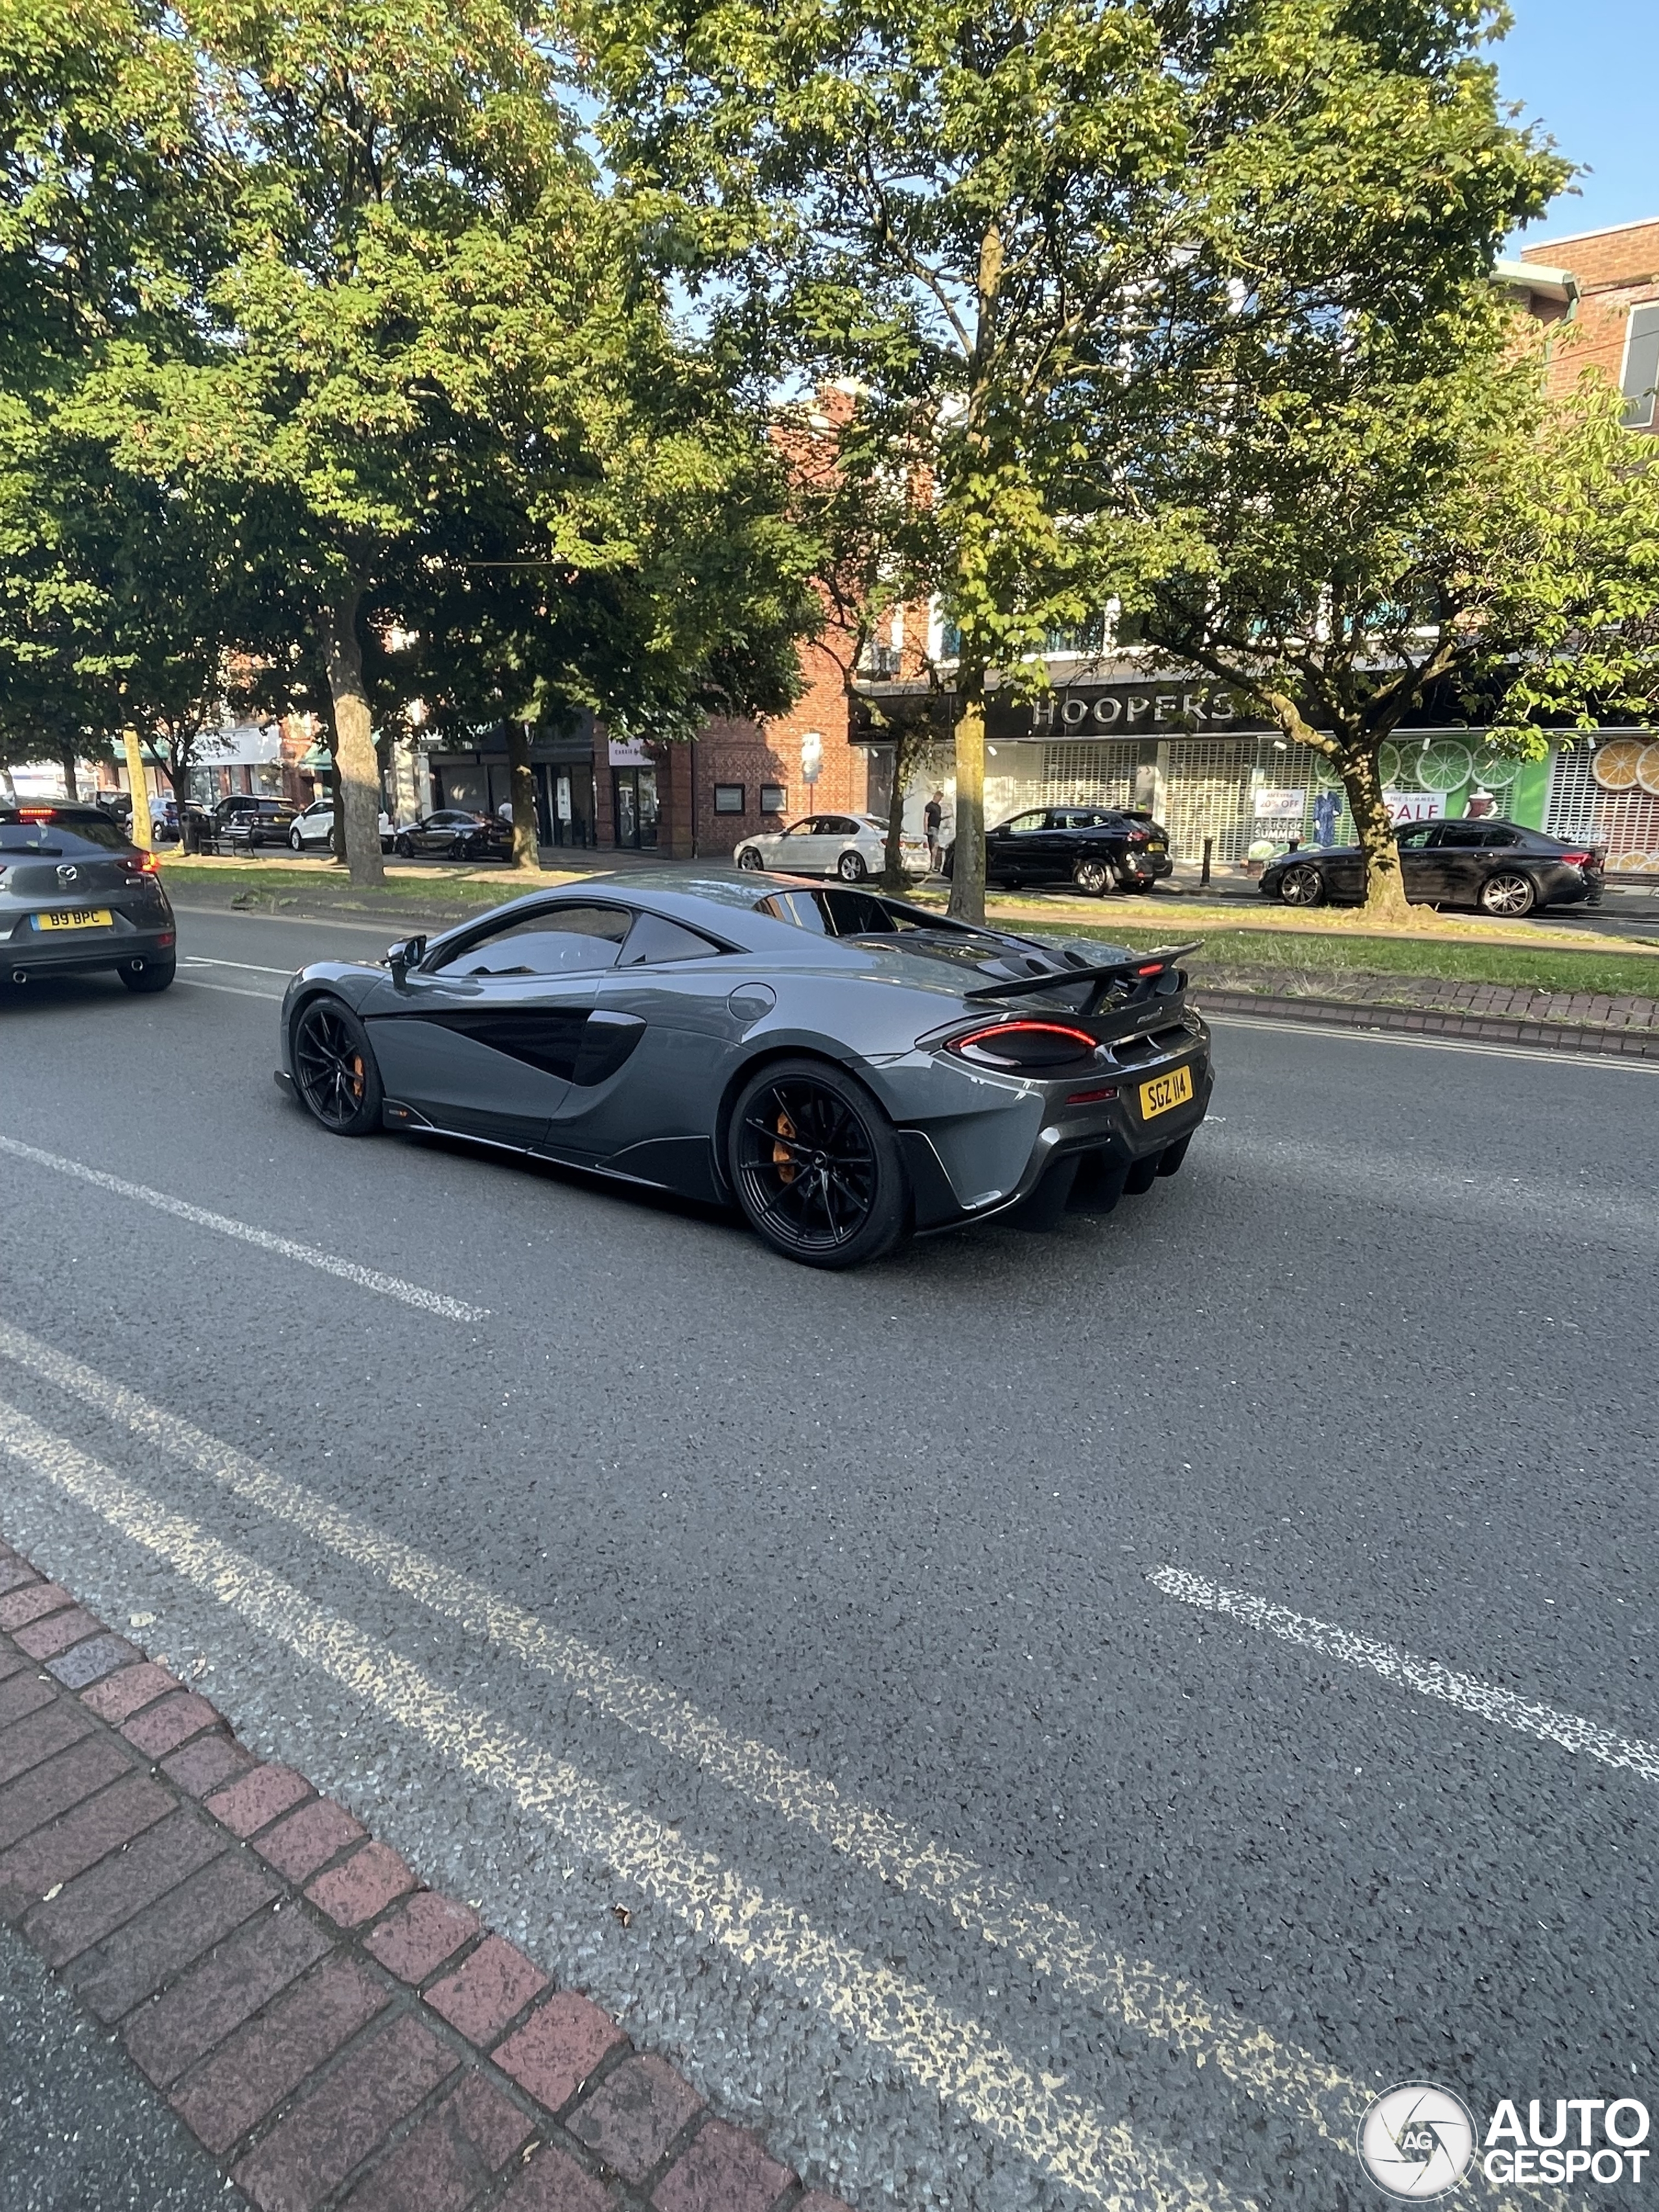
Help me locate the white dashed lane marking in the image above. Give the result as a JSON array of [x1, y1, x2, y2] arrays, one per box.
[[0, 1137, 485, 1323], [1151, 1565, 1659, 1784]]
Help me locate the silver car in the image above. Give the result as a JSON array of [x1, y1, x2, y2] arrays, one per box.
[[276, 870, 1211, 1269], [733, 812, 929, 880], [0, 804, 177, 993]]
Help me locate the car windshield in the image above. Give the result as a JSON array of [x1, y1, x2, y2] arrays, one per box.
[[0, 809, 131, 854]]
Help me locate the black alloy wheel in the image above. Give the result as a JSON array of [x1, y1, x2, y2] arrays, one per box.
[[729, 1058, 909, 1269], [1072, 857, 1111, 897], [1278, 862, 1325, 907], [736, 846, 763, 870], [837, 850, 868, 882], [448, 837, 469, 860], [395, 833, 413, 857], [1478, 870, 1537, 918], [292, 997, 384, 1137], [117, 955, 176, 995]]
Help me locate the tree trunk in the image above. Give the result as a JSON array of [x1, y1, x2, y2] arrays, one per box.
[[319, 588, 384, 889], [504, 721, 542, 874], [58, 741, 79, 800], [946, 659, 988, 925], [1341, 745, 1413, 921], [165, 749, 196, 852]]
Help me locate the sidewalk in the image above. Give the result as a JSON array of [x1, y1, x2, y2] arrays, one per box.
[[0, 1535, 846, 2212]]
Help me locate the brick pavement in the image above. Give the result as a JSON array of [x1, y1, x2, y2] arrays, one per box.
[[0, 1530, 852, 2212]]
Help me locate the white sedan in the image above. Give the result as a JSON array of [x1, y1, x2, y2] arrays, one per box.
[[288, 798, 397, 854], [732, 811, 929, 881]]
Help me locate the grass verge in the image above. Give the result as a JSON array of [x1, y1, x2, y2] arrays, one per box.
[[1010, 920, 1659, 999]]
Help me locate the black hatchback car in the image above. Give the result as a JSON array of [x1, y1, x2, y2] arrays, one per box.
[[0, 806, 177, 990], [393, 810, 514, 861], [948, 806, 1174, 895], [1261, 819, 1604, 917]]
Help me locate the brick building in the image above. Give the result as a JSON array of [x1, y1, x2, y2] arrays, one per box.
[[1506, 218, 1659, 423]]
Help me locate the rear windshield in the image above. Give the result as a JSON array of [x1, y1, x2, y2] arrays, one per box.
[[0, 809, 132, 855], [754, 887, 945, 937]]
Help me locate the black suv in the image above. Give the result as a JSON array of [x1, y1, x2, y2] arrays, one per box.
[[949, 806, 1174, 895], [1261, 820, 1605, 917]]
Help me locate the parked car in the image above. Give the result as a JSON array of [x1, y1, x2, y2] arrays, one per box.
[[392, 809, 515, 861], [277, 870, 1210, 1269], [288, 798, 397, 854], [945, 806, 1173, 896], [99, 791, 180, 841], [224, 797, 301, 849], [1260, 820, 1605, 917], [0, 804, 177, 991], [732, 813, 929, 880]]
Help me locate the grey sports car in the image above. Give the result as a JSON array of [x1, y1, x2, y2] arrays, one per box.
[[275, 870, 1212, 1268]]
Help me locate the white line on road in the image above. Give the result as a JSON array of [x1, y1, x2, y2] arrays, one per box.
[[175, 979, 285, 1001], [0, 1395, 1244, 2212], [0, 1137, 485, 1323], [1150, 1565, 1659, 1785], [1207, 1012, 1659, 1072], [0, 1318, 1363, 2146], [182, 955, 297, 977]]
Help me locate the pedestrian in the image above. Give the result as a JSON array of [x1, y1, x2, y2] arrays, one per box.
[[924, 787, 945, 870]]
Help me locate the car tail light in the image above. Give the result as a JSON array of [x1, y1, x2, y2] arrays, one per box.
[[122, 851, 161, 874], [1067, 1084, 1119, 1104], [18, 808, 54, 821], [946, 1020, 1102, 1070], [1559, 850, 1597, 868]]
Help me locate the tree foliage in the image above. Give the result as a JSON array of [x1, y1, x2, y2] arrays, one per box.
[[582, 0, 1568, 918], [1135, 299, 1659, 913]]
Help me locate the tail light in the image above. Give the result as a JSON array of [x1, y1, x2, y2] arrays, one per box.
[[17, 808, 55, 821], [946, 1020, 1102, 1070], [1559, 850, 1598, 869], [121, 852, 161, 874]]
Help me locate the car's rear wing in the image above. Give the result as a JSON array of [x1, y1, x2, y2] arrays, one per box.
[[962, 942, 1203, 1016]]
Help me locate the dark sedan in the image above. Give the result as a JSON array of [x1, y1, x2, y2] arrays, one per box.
[[949, 806, 1174, 895], [277, 871, 1211, 1268], [0, 806, 176, 991], [393, 809, 515, 862], [223, 797, 301, 849], [1261, 819, 1604, 917]]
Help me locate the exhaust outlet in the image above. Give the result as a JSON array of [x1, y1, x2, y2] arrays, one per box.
[[10, 970, 27, 984]]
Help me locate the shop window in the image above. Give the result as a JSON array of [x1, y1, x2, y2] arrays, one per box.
[[713, 784, 745, 814], [1622, 305, 1659, 429], [760, 784, 786, 814]]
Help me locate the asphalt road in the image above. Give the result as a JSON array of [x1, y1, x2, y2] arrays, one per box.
[[0, 903, 1654, 2212]]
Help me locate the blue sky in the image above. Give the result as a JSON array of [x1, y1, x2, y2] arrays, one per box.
[[1494, 0, 1658, 246]]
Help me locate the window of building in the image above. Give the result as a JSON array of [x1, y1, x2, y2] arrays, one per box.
[[760, 784, 786, 813], [713, 784, 745, 814], [1621, 303, 1659, 430]]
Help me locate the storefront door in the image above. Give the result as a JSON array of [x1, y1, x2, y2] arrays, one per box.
[[612, 767, 659, 850]]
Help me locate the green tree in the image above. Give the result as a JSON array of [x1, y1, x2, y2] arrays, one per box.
[[1135, 304, 1659, 916], [583, 0, 1566, 920]]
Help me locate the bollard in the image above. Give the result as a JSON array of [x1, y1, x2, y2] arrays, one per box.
[[1200, 836, 1212, 887]]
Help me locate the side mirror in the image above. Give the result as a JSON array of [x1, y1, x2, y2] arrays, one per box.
[[386, 935, 426, 980]]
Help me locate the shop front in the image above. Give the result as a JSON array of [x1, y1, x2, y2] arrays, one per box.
[[854, 677, 1623, 868]]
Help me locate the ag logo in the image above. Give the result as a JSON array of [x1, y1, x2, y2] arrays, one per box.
[[1358, 2083, 1478, 2199]]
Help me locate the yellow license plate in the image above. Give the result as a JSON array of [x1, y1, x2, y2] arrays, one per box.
[[1139, 1064, 1194, 1119], [34, 909, 113, 931]]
